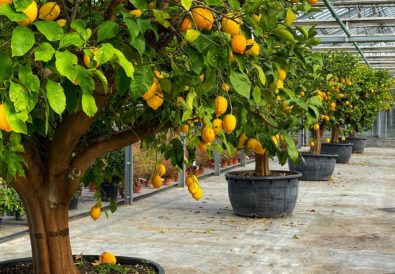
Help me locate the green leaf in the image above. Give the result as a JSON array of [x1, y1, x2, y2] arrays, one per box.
[[81, 91, 98, 117], [252, 86, 261, 104], [18, 65, 40, 93], [115, 68, 131, 95], [253, 64, 266, 86], [55, 51, 78, 82], [13, 0, 32, 11], [113, 49, 134, 77], [153, 10, 170, 28], [46, 80, 66, 115], [124, 18, 139, 41], [11, 26, 35, 57], [4, 151, 25, 178], [34, 21, 64, 41], [230, 71, 251, 99], [0, 4, 28, 22], [9, 82, 28, 112], [97, 21, 120, 42], [95, 43, 115, 65], [0, 52, 13, 82], [75, 67, 95, 94], [130, 35, 146, 56], [59, 32, 84, 49], [93, 70, 108, 93], [70, 19, 92, 41], [227, 0, 240, 9], [130, 66, 154, 99], [34, 42, 55, 62], [9, 132, 25, 152], [185, 29, 200, 43], [295, 26, 308, 39], [284, 135, 298, 162], [273, 28, 294, 42], [284, 8, 297, 27], [307, 95, 323, 107], [4, 101, 27, 134], [181, 0, 192, 10]]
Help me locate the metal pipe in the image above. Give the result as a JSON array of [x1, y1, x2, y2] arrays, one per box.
[[322, 0, 371, 66]]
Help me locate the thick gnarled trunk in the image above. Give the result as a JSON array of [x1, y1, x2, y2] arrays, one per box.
[[310, 127, 324, 155], [254, 151, 270, 176], [26, 197, 77, 274]]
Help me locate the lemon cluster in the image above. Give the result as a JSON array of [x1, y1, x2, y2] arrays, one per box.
[[151, 163, 166, 189], [185, 175, 203, 201]]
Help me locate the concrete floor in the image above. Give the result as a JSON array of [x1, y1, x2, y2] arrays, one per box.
[[0, 147, 395, 273]]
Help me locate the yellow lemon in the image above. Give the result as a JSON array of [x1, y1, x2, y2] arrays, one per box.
[[247, 138, 260, 151], [221, 13, 241, 36], [313, 123, 320, 131], [278, 68, 287, 81], [0, 104, 11, 132], [214, 96, 228, 116], [0, 0, 12, 6], [299, 91, 305, 97], [255, 144, 266, 155], [198, 141, 207, 151], [156, 164, 166, 177], [237, 133, 248, 149], [188, 181, 200, 194], [212, 118, 223, 136], [309, 140, 315, 147], [179, 17, 192, 32], [186, 175, 198, 187], [326, 138, 331, 143], [222, 83, 230, 92], [245, 39, 260, 56], [152, 175, 163, 189], [202, 126, 215, 143], [176, 96, 185, 106], [277, 79, 284, 89], [180, 124, 189, 134], [330, 102, 336, 111], [38, 2, 61, 21], [146, 88, 164, 110], [100, 252, 117, 265], [90, 205, 101, 221], [142, 79, 157, 100], [56, 18, 66, 27], [222, 114, 236, 133], [231, 34, 247, 54], [129, 9, 142, 17], [272, 136, 279, 147], [19, 0, 38, 25], [192, 187, 203, 201], [191, 7, 214, 30]]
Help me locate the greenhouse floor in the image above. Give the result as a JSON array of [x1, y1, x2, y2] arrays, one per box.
[[1, 147, 395, 273]]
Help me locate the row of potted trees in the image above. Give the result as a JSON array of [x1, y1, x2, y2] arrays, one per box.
[[0, 182, 25, 224], [288, 51, 394, 181]]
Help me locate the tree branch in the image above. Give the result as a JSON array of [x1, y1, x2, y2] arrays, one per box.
[[70, 120, 172, 175], [48, 80, 115, 178], [105, 0, 126, 20]]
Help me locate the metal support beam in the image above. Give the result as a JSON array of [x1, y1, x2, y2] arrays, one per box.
[[124, 146, 133, 205], [317, 34, 395, 43], [312, 45, 395, 53], [321, 0, 370, 66], [295, 17, 395, 29], [240, 150, 246, 167], [316, 0, 395, 7]]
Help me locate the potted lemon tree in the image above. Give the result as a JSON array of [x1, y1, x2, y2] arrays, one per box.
[[0, 0, 321, 272]]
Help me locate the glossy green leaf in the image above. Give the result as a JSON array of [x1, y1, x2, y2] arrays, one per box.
[[181, 0, 192, 10], [97, 21, 120, 42], [230, 71, 251, 99], [9, 82, 28, 112], [55, 51, 78, 82], [0, 4, 28, 22], [0, 52, 13, 82], [34, 42, 55, 62], [59, 32, 84, 49], [11, 26, 35, 57], [82, 91, 98, 117], [46, 80, 66, 115], [34, 21, 64, 41], [130, 66, 154, 99]]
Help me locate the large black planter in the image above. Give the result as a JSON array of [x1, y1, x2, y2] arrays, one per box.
[[288, 153, 337, 181], [340, 137, 367, 153], [100, 182, 119, 201], [0, 255, 165, 274], [321, 143, 353, 164], [225, 170, 301, 218]]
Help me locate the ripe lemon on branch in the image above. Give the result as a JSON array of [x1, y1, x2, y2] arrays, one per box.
[[231, 34, 247, 54], [191, 7, 214, 30], [214, 96, 228, 116], [18, 0, 38, 26], [221, 13, 241, 36], [39, 2, 61, 21], [0, 104, 11, 132]]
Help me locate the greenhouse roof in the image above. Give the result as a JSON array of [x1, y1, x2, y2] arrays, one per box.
[[296, 0, 395, 77]]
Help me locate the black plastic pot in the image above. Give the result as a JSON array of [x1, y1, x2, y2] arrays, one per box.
[[68, 196, 79, 210], [321, 143, 353, 164], [100, 182, 119, 201], [0, 255, 165, 274], [288, 153, 337, 181], [340, 137, 367, 153], [225, 170, 301, 218]]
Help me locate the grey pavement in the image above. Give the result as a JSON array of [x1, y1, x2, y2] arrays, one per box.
[[0, 147, 395, 274]]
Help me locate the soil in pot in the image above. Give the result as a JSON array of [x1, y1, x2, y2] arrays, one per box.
[[288, 153, 337, 181], [225, 170, 301, 218], [0, 255, 164, 274]]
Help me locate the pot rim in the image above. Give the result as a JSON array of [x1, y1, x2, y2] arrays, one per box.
[[322, 143, 354, 147], [298, 152, 338, 158], [345, 136, 368, 141], [225, 170, 302, 180]]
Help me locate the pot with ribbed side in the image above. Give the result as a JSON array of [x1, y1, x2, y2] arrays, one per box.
[[321, 143, 353, 163], [225, 170, 301, 218], [288, 153, 337, 181], [340, 137, 367, 153]]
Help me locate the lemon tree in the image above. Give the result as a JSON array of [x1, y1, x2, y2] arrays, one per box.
[[0, 0, 323, 272], [314, 51, 394, 145]]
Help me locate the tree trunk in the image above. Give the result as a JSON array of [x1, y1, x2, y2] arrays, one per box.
[[20, 185, 78, 274], [310, 128, 323, 155], [331, 126, 340, 143], [254, 152, 270, 176]]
